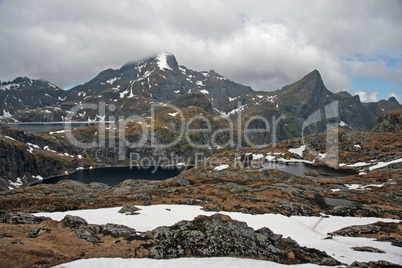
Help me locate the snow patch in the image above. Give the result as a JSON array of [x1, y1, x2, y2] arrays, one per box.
[[345, 183, 385, 190], [196, 81, 205, 86], [199, 89, 209, 94], [8, 177, 24, 188], [119, 89, 129, 98], [156, 52, 173, 71], [36, 205, 400, 266], [0, 110, 12, 118], [347, 162, 371, 168], [369, 158, 402, 170], [222, 104, 247, 117], [5, 136, 16, 141], [33, 175, 43, 181], [49, 130, 66, 134], [53, 257, 328, 268], [288, 145, 305, 158], [106, 77, 118, 85], [2, 83, 19, 91], [214, 164, 229, 171], [267, 95, 277, 102], [265, 154, 276, 161], [252, 154, 264, 160]]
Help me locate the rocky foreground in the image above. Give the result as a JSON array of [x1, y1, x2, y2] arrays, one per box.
[[0, 111, 401, 267]]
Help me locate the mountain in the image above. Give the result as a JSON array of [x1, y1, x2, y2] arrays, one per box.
[[0, 77, 67, 118], [1, 53, 401, 135], [271, 70, 384, 131], [67, 52, 253, 114], [241, 70, 402, 143], [275, 70, 331, 118], [1, 53, 402, 189], [363, 97, 401, 118]]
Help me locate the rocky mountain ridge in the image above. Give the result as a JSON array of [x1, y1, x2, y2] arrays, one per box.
[[1, 53, 401, 136], [0, 77, 67, 117]]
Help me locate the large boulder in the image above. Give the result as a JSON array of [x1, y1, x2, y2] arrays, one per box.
[[118, 204, 141, 215], [0, 210, 50, 224], [147, 213, 340, 266]]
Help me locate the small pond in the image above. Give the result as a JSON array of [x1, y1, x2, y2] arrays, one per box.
[[262, 161, 353, 179], [323, 197, 358, 206]]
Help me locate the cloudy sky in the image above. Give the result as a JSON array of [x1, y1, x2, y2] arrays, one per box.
[[0, 0, 401, 102]]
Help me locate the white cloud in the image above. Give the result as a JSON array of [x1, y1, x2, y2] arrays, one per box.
[[356, 90, 379, 102], [387, 92, 402, 103], [0, 0, 401, 95]]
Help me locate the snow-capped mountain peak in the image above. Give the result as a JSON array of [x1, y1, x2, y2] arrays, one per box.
[[156, 51, 174, 71]]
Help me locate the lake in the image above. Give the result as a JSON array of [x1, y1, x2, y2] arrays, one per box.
[[33, 166, 189, 186], [11, 123, 352, 185], [9, 122, 111, 132]]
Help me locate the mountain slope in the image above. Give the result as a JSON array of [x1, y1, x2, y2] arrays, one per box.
[[0, 77, 67, 118], [240, 70, 402, 143], [1, 53, 401, 137], [66, 52, 253, 114]]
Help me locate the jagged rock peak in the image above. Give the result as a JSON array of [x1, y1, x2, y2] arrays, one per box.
[[388, 96, 399, 104], [1, 77, 60, 90], [281, 69, 328, 96], [302, 69, 323, 83]]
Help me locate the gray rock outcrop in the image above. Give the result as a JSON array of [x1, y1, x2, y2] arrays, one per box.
[[146, 213, 340, 266]]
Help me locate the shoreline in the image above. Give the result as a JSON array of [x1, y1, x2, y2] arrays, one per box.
[[28, 164, 195, 187]]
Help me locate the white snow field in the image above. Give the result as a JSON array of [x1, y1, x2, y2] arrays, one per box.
[[35, 205, 401, 267], [53, 257, 332, 268]]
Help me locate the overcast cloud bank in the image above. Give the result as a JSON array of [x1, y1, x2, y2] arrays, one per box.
[[0, 0, 401, 101]]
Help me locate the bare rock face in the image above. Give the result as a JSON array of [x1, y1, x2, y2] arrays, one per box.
[[373, 110, 401, 132], [118, 204, 141, 215], [351, 246, 385, 253], [61, 214, 88, 229], [348, 260, 402, 268], [28, 228, 49, 238], [60, 214, 137, 242], [147, 213, 340, 266], [102, 223, 137, 237], [304, 170, 320, 177], [0, 210, 50, 224], [328, 223, 381, 237]]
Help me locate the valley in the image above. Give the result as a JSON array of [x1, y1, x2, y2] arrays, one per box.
[[0, 54, 401, 267]]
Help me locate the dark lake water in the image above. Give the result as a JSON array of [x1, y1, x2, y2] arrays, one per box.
[[9, 122, 110, 132], [262, 161, 353, 178], [15, 123, 352, 185], [34, 166, 188, 186]]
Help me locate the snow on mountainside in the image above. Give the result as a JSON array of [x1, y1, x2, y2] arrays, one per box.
[[1, 53, 401, 133], [0, 77, 67, 118], [66, 52, 253, 114], [156, 51, 173, 71]]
